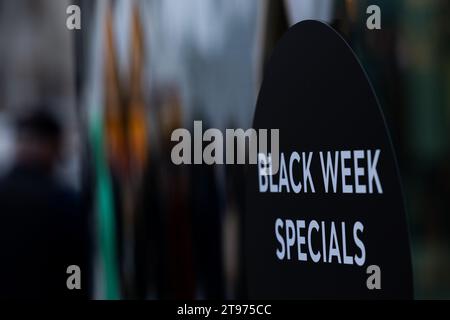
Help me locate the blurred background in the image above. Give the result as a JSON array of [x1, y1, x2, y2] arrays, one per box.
[[0, 0, 449, 299]]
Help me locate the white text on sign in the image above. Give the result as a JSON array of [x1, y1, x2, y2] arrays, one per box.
[[258, 149, 383, 194]]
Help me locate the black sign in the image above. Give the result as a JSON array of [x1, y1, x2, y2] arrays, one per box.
[[245, 20, 413, 299]]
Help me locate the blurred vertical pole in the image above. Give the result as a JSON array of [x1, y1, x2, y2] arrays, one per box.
[[93, 2, 123, 300], [90, 117, 121, 300], [72, 0, 95, 298], [127, 3, 148, 177], [127, 2, 150, 298]]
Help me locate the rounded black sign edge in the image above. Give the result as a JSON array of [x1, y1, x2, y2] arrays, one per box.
[[244, 19, 415, 299]]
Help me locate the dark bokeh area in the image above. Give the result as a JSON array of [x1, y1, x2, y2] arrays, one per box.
[[0, 0, 449, 299]]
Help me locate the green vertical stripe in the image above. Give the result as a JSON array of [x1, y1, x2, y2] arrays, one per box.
[[90, 113, 121, 300]]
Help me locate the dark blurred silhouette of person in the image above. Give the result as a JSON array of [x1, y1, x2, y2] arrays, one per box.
[[0, 108, 89, 299]]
